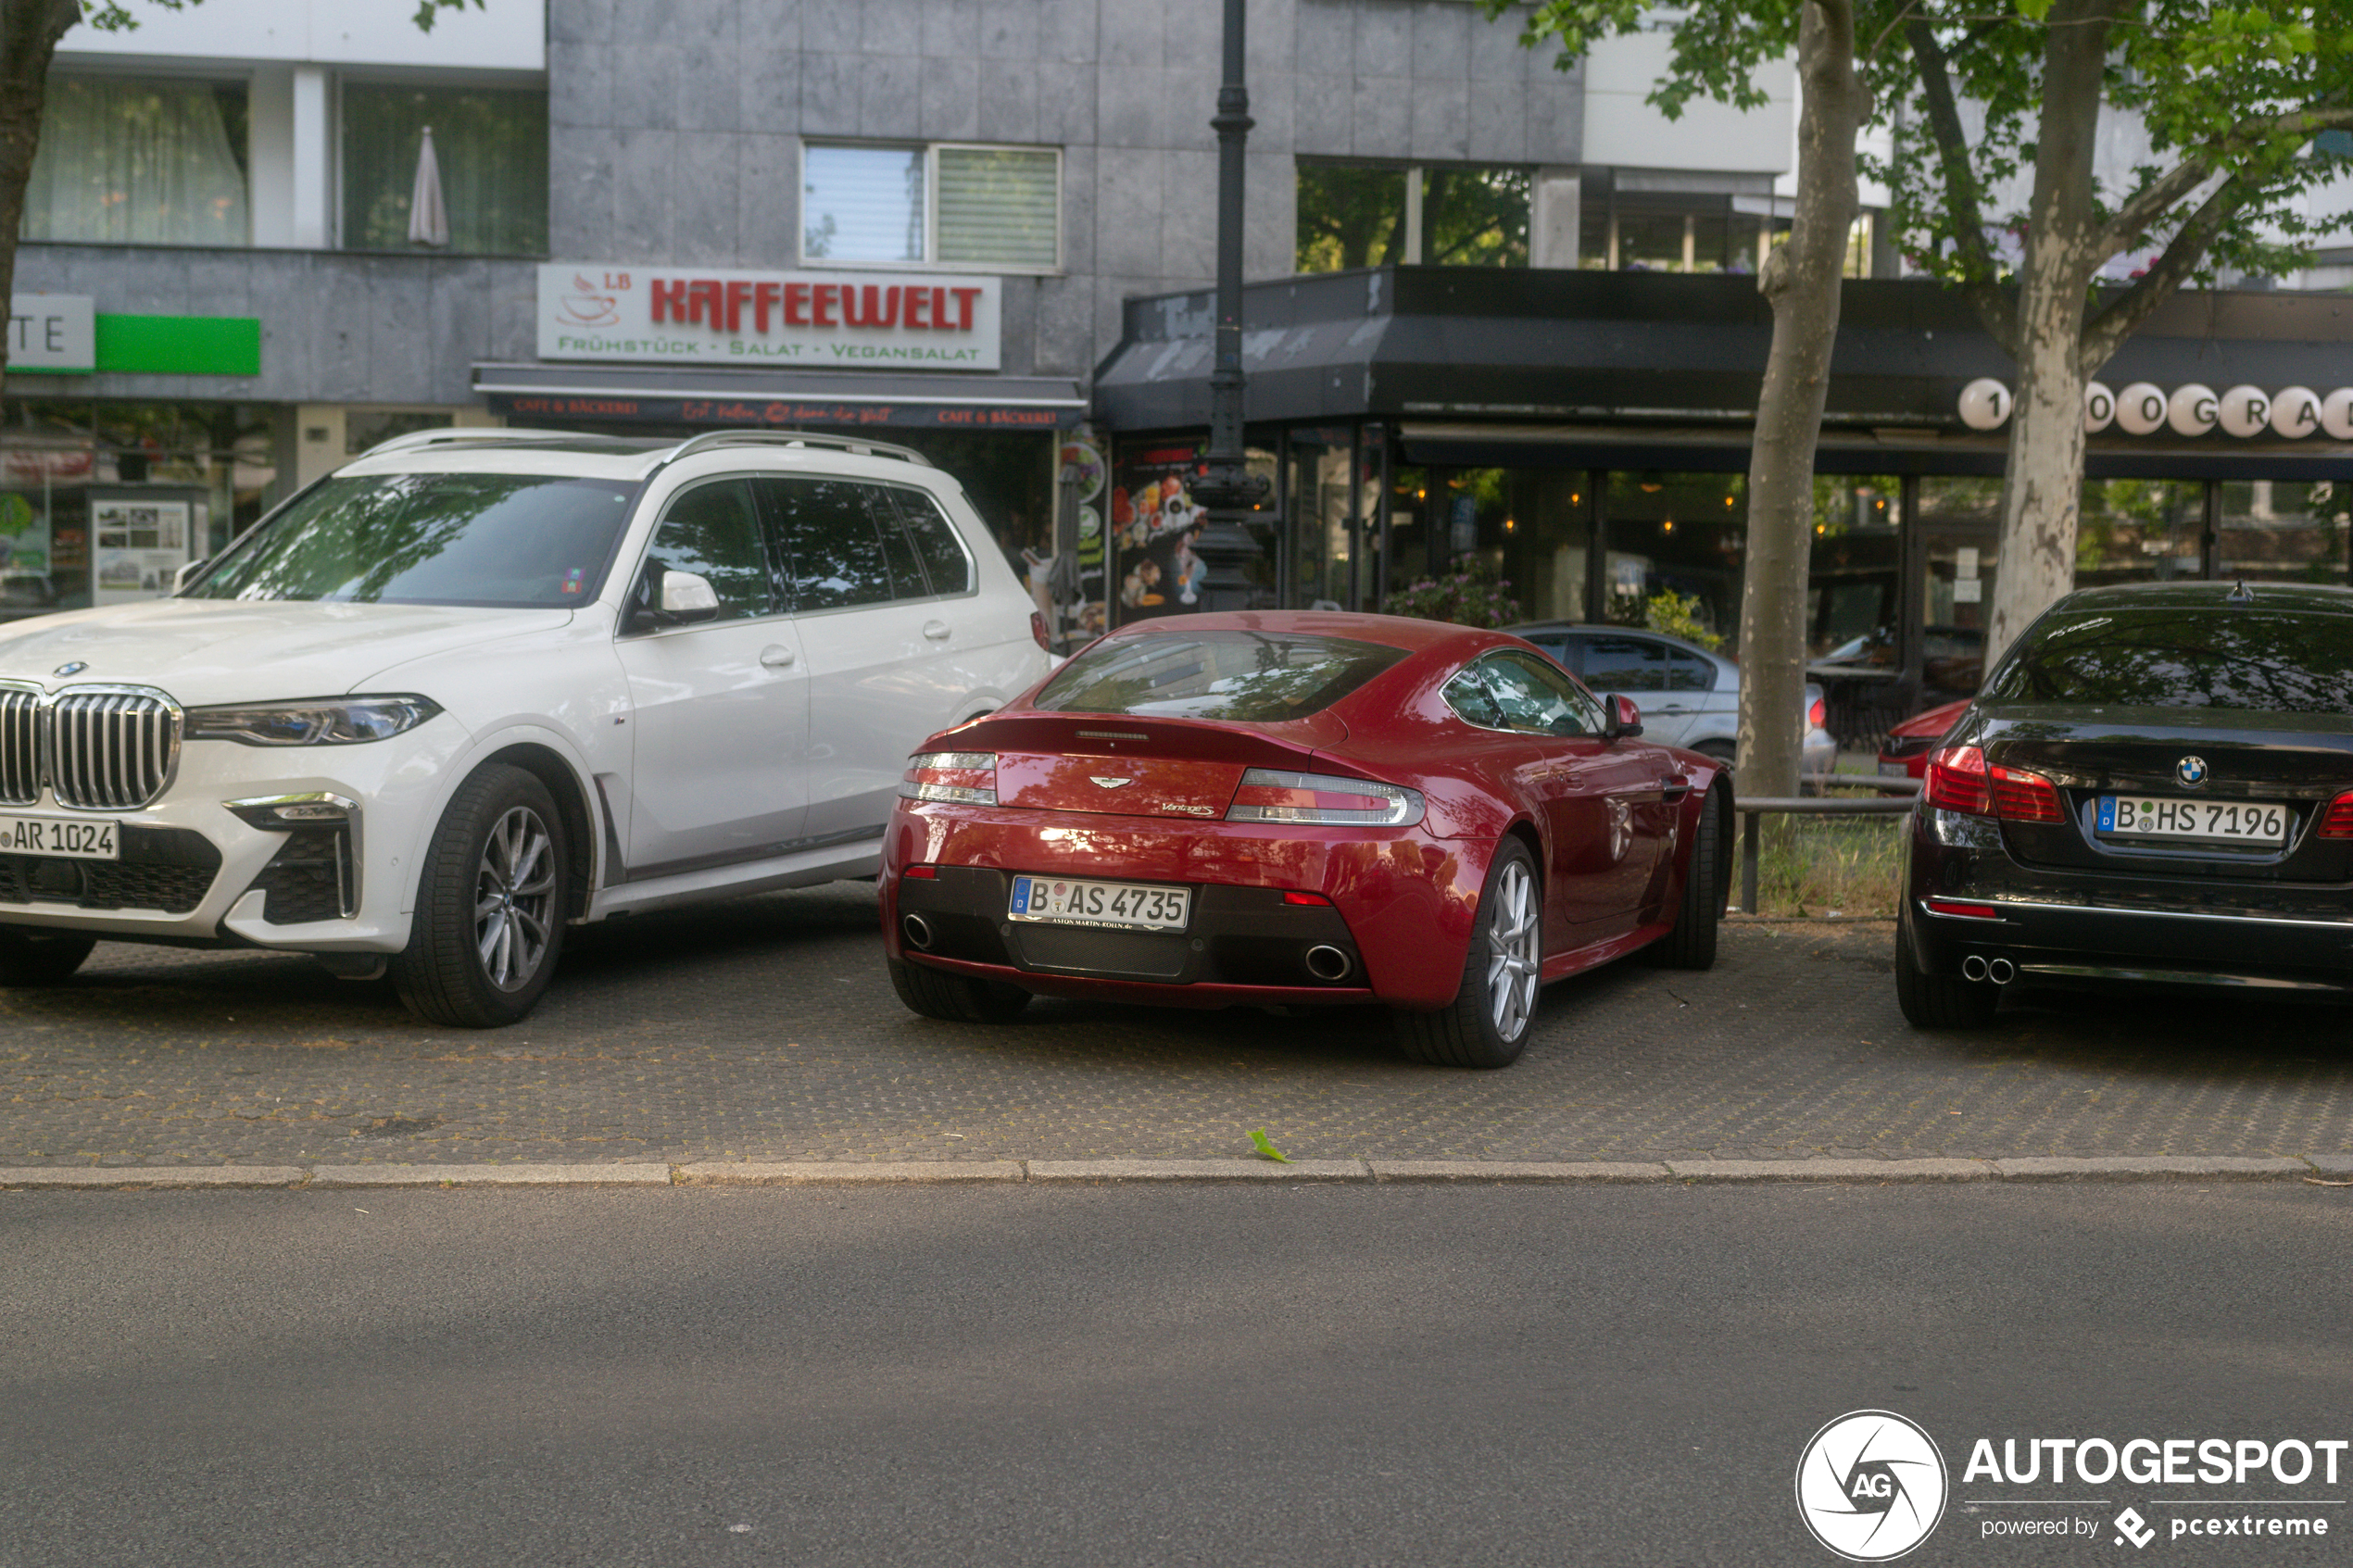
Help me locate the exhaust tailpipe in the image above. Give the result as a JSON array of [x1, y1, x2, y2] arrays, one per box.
[[1304, 945, 1353, 982], [900, 913, 935, 950], [1987, 957, 2015, 985], [1961, 954, 1989, 983]]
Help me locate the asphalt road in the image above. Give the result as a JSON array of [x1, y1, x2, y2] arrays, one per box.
[[6, 884, 2353, 1169], [6, 1182, 2352, 1567]]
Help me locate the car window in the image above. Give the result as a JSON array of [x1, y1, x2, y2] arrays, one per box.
[[1667, 647, 1716, 692], [640, 479, 771, 624], [1988, 608, 2353, 714], [186, 473, 637, 608], [1034, 631, 1410, 721], [760, 476, 894, 612], [1579, 635, 1671, 692], [1474, 651, 1603, 738], [863, 485, 930, 600], [888, 488, 975, 596], [1442, 667, 1509, 729]]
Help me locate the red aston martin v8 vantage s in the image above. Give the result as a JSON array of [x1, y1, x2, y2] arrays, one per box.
[[880, 612, 1734, 1068]]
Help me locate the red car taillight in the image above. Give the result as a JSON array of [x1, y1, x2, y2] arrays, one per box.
[[1925, 744, 2064, 822], [1029, 611, 1051, 651], [1226, 768, 1426, 827], [900, 751, 998, 806], [2319, 790, 2353, 837], [1808, 696, 1827, 729]]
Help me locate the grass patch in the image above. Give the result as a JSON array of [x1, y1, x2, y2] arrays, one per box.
[[1735, 811, 1907, 918]]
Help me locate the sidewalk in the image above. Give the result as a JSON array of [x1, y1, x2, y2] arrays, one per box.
[[5, 883, 2349, 1170]]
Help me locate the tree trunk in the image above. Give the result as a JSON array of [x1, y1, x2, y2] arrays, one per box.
[[1983, 0, 2124, 662], [0, 0, 83, 380], [1736, 0, 1869, 799]]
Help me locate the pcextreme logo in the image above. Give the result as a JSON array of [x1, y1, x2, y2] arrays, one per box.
[[1797, 1410, 1950, 1562]]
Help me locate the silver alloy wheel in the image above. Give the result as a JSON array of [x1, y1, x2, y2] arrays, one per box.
[[1484, 858, 1541, 1040], [474, 805, 556, 992]]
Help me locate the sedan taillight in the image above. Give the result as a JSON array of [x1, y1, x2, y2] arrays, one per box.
[[1226, 768, 1426, 827], [900, 751, 998, 806], [2319, 790, 2353, 838], [1925, 744, 2064, 822], [1807, 696, 1828, 730], [1029, 611, 1051, 651]]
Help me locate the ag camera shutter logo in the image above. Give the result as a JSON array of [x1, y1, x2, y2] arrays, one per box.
[[1796, 1410, 1948, 1562]]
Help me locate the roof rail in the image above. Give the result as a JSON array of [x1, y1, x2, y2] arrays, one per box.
[[354, 427, 595, 459], [657, 429, 935, 469]]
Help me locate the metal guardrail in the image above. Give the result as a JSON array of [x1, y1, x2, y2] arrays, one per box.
[[1734, 775, 1921, 915]]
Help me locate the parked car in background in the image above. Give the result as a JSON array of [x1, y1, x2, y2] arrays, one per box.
[[1505, 622, 1836, 783], [885, 612, 1734, 1069], [0, 428, 1051, 1026], [1878, 698, 1970, 779], [1896, 581, 2353, 1028]]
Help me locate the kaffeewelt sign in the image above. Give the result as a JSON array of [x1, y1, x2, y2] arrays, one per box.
[[535, 264, 1001, 371]]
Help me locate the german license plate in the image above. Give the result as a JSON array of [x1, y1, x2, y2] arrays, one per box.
[[2096, 797, 2287, 846], [1879, 762, 1911, 778], [1009, 875, 1190, 932], [0, 813, 119, 860]]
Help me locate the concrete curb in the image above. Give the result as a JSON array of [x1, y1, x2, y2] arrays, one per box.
[[3, 1155, 2349, 1191]]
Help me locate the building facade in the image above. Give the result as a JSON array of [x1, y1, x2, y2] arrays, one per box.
[[6, 0, 2349, 732]]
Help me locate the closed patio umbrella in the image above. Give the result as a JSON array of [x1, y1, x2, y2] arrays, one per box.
[[407, 125, 449, 247]]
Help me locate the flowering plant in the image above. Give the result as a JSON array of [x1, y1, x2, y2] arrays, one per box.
[[1380, 558, 1522, 629]]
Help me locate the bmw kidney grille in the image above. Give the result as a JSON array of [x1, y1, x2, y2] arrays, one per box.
[[0, 685, 182, 810]]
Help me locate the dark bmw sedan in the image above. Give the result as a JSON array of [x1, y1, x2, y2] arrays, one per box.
[[1897, 581, 2353, 1027]]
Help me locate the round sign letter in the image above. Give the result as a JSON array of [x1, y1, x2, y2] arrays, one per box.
[[2323, 388, 2353, 441], [2116, 382, 2168, 435], [1957, 378, 2012, 431], [2271, 386, 2322, 439], [2168, 383, 2219, 436], [2083, 382, 2116, 433], [2218, 385, 2271, 438]]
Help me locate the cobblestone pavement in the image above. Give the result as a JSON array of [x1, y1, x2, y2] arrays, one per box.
[[5, 882, 2351, 1168]]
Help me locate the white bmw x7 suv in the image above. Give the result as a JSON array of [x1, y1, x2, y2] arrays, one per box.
[[0, 428, 1051, 1025]]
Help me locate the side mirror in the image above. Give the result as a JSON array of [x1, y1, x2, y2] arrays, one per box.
[[1601, 693, 1643, 741], [659, 570, 720, 623], [632, 567, 720, 630], [172, 558, 208, 595]]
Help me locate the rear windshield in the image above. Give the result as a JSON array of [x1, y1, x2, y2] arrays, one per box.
[[188, 473, 638, 608], [1034, 631, 1410, 722], [1988, 608, 2353, 715]]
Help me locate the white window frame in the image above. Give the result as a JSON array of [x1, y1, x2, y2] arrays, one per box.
[[798, 139, 1063, 276]]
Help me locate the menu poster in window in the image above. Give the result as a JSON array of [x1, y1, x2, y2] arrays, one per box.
[[1111, 442, 1209, 625], [92, 498, 191, 605]]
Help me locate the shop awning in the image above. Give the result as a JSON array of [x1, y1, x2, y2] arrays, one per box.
[[1093, 270, 2353, 477], [472, 363, 1088, 431]]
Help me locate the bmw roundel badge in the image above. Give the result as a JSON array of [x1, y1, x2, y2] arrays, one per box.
[[2176, 755, 2208, 788], [52, 661, 85, 677]]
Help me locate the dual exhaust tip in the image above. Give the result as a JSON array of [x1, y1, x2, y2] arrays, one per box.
[[1961, 954, 2016, 985], [903, 911, 1355, 984]]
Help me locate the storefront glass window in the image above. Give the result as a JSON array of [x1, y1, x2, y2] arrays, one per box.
[[2078, 479, 2205, 583], [1297, 164, 1408, 271], [22, 77, 249, 246], [2, 399, 281, 622], [1286, 431, 1360, 609], [1422, 168, 1529, 268], [1604, 471, 1746, 649], [341, 83, 547, 255], [2216, 479, 2348, 584]]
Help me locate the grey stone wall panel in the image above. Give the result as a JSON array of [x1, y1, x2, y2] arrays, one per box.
[[548, 41, 612, 129], [1096, 0, 1163, 66], [978, 0, 1041, 59], [1093, 146, 1164, 275], [1352, 2, 1409, 76], [548, 128, 617, 258], [857, 54, 924, 137], [1293, 0, 1352, 76], [548, 0, 613, 45], [919, 55, 981, 141], [921, 0, 981, 58], [857, 0, 922, 52], [1411, 77, 1470, 162], [679, 36, 745, 133], [1036, 0, 1099, 62], [612, 130, 680, 261], [1095, 64, 1166, 151], [1158, 149, 1217, 279], [1293, 73, 1351, 156], [1407, 1, 1468, 78], [1350, 74, 1411, 157], [976, 57, 1042, 144], [799, 52, 858, 135], [673, 132, 744, 264], [611, 42, 682, 129], [737, 134, 802, 264]]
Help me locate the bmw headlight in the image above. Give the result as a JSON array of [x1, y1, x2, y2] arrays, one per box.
[[184, 695, 442, 746]]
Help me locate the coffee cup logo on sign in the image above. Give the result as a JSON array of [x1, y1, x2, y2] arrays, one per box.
[[1961, 379, 2353, 438]]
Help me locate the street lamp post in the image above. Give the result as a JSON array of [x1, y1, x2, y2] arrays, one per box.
[[1185, 0, 1270, 608]]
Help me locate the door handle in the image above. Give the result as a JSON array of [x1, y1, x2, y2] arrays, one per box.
[[1660, 774, 1692, 801], [760, 645, 796, 668], [922, 620, 952, 641]]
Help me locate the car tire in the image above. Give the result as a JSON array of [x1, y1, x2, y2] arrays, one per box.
[[1692, 740, 1736, 768], [1393, 836, 1541, 1070], [888, 957, 1031, 1023], [1894, 912, 1998, 1030], [392, 764, 570, 1029], [0, 928, 96, 985], [1651, 782, 1726, 971]]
